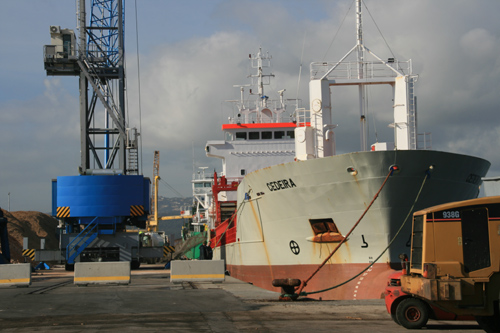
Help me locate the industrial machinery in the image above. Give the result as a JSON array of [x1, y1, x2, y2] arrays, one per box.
[[385, 271, 474, 328], [44, 0, 150, 269], [0, 209, 10, 264], [389, 196, 500, 331], [148, 151, 161, 232]]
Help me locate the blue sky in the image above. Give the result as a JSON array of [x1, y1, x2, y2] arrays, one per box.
[[1, 0, 500, 212]]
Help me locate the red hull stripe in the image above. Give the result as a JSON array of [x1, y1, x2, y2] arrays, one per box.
[[226, 262, 396, 300]]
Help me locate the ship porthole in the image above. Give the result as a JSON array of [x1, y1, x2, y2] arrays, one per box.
[[289, 240, 300, 255]]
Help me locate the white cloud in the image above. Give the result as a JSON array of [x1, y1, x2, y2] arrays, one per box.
[[135, 31, 257, 151], [460, 28, 498, 61], [2, 0, 500, 210], [0, 79, 79, 211]]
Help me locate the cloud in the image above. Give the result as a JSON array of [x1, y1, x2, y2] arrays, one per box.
[[0, 78, 79, 211], [137, 31, 253, 151], [460, 28, 498, 61], [3, 0, 500, 211]]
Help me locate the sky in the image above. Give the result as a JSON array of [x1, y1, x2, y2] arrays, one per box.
[[1, 0, 500, 212]]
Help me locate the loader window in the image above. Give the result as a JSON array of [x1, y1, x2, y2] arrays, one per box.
[[410, 215, 423, 270], [461, 207, 490, 272]]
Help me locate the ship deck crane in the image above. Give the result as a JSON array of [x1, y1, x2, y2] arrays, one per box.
[[147, 151, 160, 232], [148, 151, 192, 232]]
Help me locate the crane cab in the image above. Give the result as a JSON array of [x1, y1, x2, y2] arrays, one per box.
[[44, 26, 79, 76]]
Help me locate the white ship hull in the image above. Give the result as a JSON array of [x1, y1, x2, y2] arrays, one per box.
[[213, 150, 490, 300]]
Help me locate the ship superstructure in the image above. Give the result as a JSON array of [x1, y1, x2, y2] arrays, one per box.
[[205, 48, 301, 230], [179, 48, 300, 258], [206, 48, 297, 183]]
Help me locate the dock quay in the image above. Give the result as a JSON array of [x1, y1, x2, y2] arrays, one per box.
[[0, 264, 482, 332]]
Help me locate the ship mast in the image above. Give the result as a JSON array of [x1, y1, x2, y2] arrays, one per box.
[[356, 0, 367, 151], [249, 48, 274, 118], [301, 0, 419, 161]]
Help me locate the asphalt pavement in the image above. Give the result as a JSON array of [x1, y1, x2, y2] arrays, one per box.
[[0, 265, 484, 332]]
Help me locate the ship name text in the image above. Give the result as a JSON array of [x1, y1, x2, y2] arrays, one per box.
[[267, 178, 297, 191]]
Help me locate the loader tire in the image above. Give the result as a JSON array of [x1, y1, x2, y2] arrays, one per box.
[[395, 298, 429, 329], [476, 301, 500, 333]]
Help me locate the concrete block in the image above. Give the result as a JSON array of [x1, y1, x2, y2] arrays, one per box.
[[74, 262, 130, 285], [0, 263, 31, 287], [170, 260, 225, 283]]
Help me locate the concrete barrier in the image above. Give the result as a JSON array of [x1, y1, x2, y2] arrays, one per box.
[[0, 263, 31, 287], [170, 260, 225, 283], [74, 262, 130, 285]]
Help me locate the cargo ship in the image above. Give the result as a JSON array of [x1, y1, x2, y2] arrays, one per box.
[[202, 1, 490, 300]]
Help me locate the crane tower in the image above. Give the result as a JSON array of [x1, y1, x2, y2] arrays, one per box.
[[43, 0, 150, 269]]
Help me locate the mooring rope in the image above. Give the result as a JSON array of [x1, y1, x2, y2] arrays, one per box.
[[294, 167, 395, 297], [293, 167, 430, 298]]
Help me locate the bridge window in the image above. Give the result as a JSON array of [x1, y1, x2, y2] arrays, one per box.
[[262, 131, 272, 139], [249, 132, 259, 140], [274, 131, 285, 139], [236, 132, 247, 140]]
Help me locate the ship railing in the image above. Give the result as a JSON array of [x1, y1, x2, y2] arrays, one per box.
[[193, 188, 212, 195], [214, 176, 242, 188], [228, 112, 296, 125], [221, 176, 242, 184], [310, 60, 412, 81], [294, 108, 311, 127], [226, 98, 301, 124], [417, 132, 432, 150]]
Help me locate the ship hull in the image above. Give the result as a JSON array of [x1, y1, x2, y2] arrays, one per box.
[[213, 150, 490, 300]]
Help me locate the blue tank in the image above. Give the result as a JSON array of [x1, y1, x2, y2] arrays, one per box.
[[52, 175, 150, 226]]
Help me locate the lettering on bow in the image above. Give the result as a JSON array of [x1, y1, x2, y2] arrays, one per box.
[[266, 178, 297, 191]]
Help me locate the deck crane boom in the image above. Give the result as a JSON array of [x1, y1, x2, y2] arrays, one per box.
[[44, 0, 150, 269], [149, 151, 160, 232], [148, 151, 193, 231]]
